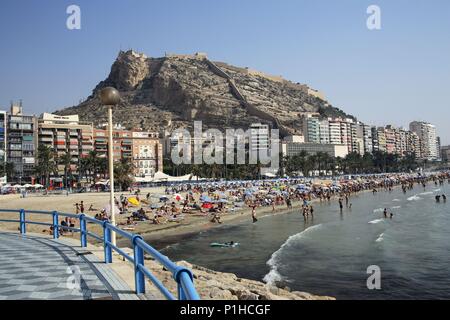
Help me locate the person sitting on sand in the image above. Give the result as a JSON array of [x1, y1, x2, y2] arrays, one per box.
[[152, 214, 161, 225]]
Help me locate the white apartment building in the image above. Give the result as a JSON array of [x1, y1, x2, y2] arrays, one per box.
[[409, 121, 439, 160]]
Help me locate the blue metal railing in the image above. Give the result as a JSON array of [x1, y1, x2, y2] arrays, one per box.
[[0, 208, 200, 300]]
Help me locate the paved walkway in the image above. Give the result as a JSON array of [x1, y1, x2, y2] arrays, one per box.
[[0, 232, 139, 300]]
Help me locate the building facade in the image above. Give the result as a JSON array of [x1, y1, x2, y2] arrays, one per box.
[[6, 103, 37, 184], [409, 121, 439, 160]]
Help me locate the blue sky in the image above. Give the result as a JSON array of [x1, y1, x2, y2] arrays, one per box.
[[1, 0, 449, 144]]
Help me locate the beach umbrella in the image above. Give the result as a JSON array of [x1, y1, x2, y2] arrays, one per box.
[[202, 203, 213, 209], [103, 204, 120, 216], [33, 184, 44, 188], [159, 196, 169, 202], [200, 195, 212, 203], [218, 199, 228, 203], [128, 197, 140, 206], [150, 203, 164, 209]]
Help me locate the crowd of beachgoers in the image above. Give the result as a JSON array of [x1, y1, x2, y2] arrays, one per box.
[[87, 171, 450, 230]]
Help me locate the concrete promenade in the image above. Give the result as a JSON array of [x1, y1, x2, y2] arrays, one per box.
[[0, 232, 141, 300]]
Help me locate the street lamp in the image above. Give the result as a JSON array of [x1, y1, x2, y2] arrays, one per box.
[[99, 87, 120, 246]]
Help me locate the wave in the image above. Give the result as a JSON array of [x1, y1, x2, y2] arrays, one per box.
[[392, 199, 401, 202], [263, 224, 323, 285], [369, 219, 384, 224], [434, 189, 441, 193], [392, 206, 401, 209], [420, 192, 433, 196], [373, 208, 384, 213], [407, 195, 422, 201], [376, 233, 384, 243]]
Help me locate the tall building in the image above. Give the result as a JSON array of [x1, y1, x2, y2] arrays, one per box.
[[249, 123, 270, 154], [6, 102, 37, 184], [376, 127, 387, 152], [0, 110, 7, 184], [384, 125, 397, 155], [301, 115, 320, 144], [362, 124, 373, 154], [441, 145, 450, 162], [94, 126, 162, 178], [132, 131, 163, 178], [37, 113, 94, 186], [409, 121, 438, 160], [319, 120, 330, 144]]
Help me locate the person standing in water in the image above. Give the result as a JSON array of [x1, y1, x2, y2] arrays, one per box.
[[338, 197, 344, 212], [251, 204, 258, 223], [383, 208, 388, 219], [442, 194, 447, 203]]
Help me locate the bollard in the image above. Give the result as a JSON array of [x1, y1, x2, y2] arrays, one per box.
[[103, 223, 112, 263], [79, 214, 87, 247], [19, 209, 26, 234], [133, 236, 145, 294], [52, 211, 59, 239]]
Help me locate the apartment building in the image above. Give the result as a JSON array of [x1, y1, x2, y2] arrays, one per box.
[[38, 113, 94, 181], [6, 103, 37, 184], [409, 121, 439, 160]]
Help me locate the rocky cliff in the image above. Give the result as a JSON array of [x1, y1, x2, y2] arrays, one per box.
[[55, 50, 354, 135]]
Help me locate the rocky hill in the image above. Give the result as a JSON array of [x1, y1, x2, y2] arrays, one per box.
[[55, 50, 354, 136]]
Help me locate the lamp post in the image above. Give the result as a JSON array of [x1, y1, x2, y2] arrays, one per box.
[[99, 87, 120, 246]]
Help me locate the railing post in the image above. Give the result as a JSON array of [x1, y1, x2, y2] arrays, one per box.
[[19, 209, 26, 234], [52, 211, 59, 239], [133, 236, 145, 294], [79, 214, 87, 248], [178, 283, 187, 300], [173, 267, 195, 300], [103, 222, 112, 263]]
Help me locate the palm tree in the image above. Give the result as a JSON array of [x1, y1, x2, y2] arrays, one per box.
[[114, 158, 135, 191], [35, 145, 57, 188], [59, 152, 72, 189], [0, 162, 15, 182]]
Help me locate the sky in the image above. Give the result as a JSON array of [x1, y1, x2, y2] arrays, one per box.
[[0, 0, 449, 144]]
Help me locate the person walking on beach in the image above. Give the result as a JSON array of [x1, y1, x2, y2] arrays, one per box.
[[338, 197, 343, 212], [80, 201, 85, 214], [251, 205, 258, 223], [74, 203, 79, 214]]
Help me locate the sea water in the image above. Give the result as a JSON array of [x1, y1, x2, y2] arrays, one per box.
[[155, 182, 450, 299]]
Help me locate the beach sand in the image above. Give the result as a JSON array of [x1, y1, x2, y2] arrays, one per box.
[[0, 187, 312, 247]]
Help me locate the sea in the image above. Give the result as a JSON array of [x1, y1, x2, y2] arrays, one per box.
[[154, 181, 450, 299]]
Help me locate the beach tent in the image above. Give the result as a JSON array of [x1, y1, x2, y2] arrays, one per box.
[[23, 184, 33, 188], [12, 184, 23, 189], [33, 184, 44, 188]]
